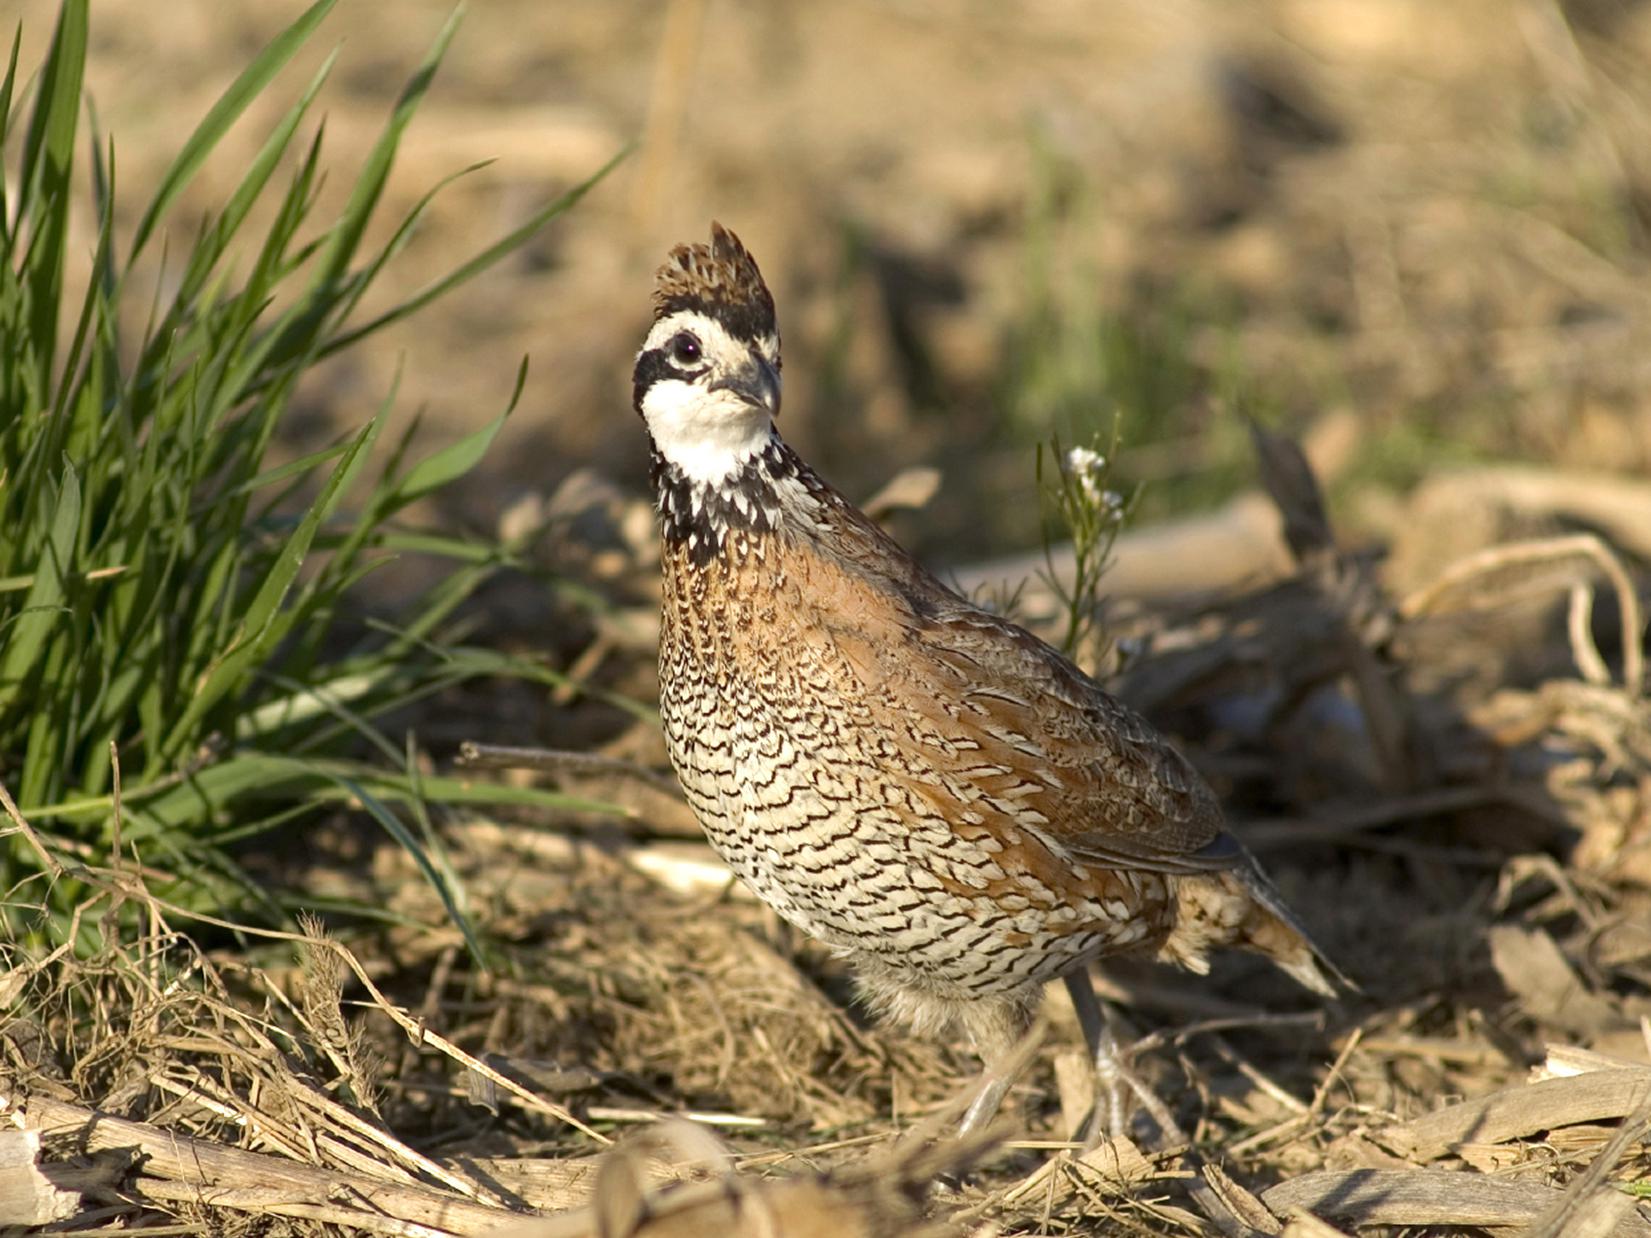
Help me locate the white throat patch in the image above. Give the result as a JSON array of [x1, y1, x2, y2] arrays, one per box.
[[642, 379, 775, 486]]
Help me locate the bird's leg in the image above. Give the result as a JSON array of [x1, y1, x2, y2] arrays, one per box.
[[1063, 967, 1188, 1147], [955, 998, 1040, 1136], [957, 1062, 1016, 1136], [1063, 968, 1133, 1143]]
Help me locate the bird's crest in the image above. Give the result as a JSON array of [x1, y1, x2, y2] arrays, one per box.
[[652, 222, 777, 344]]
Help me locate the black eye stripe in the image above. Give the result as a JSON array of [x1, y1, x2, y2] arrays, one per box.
[[638, 341, 702, 376], [630, 317, 782, 415], [632, 347, 691, 408]]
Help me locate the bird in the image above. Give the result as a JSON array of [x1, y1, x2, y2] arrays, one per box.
[[632, 223, 1345, 1139]]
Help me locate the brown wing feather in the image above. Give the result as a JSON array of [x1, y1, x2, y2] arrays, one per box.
[[795, 502, 1234, 874], [912, 601, 1230, 868]]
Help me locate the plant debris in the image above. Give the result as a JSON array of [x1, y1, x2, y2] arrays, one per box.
[[2, 420, 1649, 1236]]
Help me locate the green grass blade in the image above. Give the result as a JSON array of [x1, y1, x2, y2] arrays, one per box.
[[423, 644, 658, 722], [163, 48, 337, 325], [235, 669, 385, 739], [0, 26, 22, 239], [401, 728, 482, 963], [86, 753, 629, 827], [16, 0, 87, 396], [17, 640, 70, 807], [245, 9, 462, 379], [355, 558, 499, 658], [217, 436, 354, 503], [159, 416, 380, 759], [311, 6, 460, 297], [323, 144, 631, 357], [49, 131, 115, 429], [316, 161, 490, 336], [326, 769, 486, 967], [317, 358, 521, 594], [128, 0, 337, 264], [17, 0, 85, 212], [0, 462, 79, 712], [380, 364, 519, 512]]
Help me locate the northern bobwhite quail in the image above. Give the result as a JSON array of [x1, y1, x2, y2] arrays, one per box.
[[633, 223, 1344, 1137]]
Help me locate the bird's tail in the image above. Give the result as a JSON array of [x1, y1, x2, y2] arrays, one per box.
[[1229, 859, 1353, 997], [1160, 853, 1353, 998]]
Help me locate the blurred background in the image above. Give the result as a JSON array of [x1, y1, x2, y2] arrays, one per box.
[[18, 0, 1651, 570]]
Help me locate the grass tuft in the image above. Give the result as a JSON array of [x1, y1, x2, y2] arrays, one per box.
[[0, 1, 626, 939]]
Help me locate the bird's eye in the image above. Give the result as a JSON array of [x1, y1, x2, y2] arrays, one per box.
[[669, 332, 702, 365]]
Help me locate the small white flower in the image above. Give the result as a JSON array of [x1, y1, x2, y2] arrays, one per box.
[[1065, 445, 1106, 476], [1065, 445, 1108, 505]]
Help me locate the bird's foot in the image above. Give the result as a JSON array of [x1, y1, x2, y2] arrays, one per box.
[[1077, 1050, 1137, 1146], [1075, 1048, 1189, 1151], [1063, 968, 1191, 1151]]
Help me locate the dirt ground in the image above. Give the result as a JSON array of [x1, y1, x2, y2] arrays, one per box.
[[6, 1, 1651, 1234]]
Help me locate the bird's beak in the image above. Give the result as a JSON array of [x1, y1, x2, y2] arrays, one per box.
[[711, 350, 781, 418]]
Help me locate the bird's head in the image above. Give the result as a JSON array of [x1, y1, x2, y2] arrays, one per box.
[[634, 223, 782, 486]]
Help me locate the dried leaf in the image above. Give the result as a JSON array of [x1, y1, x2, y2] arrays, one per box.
[[1488, 925, 1623, 1037]]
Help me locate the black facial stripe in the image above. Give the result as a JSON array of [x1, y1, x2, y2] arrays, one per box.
[[655, 292, 774, 349], [632, 346, 699, 412]]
